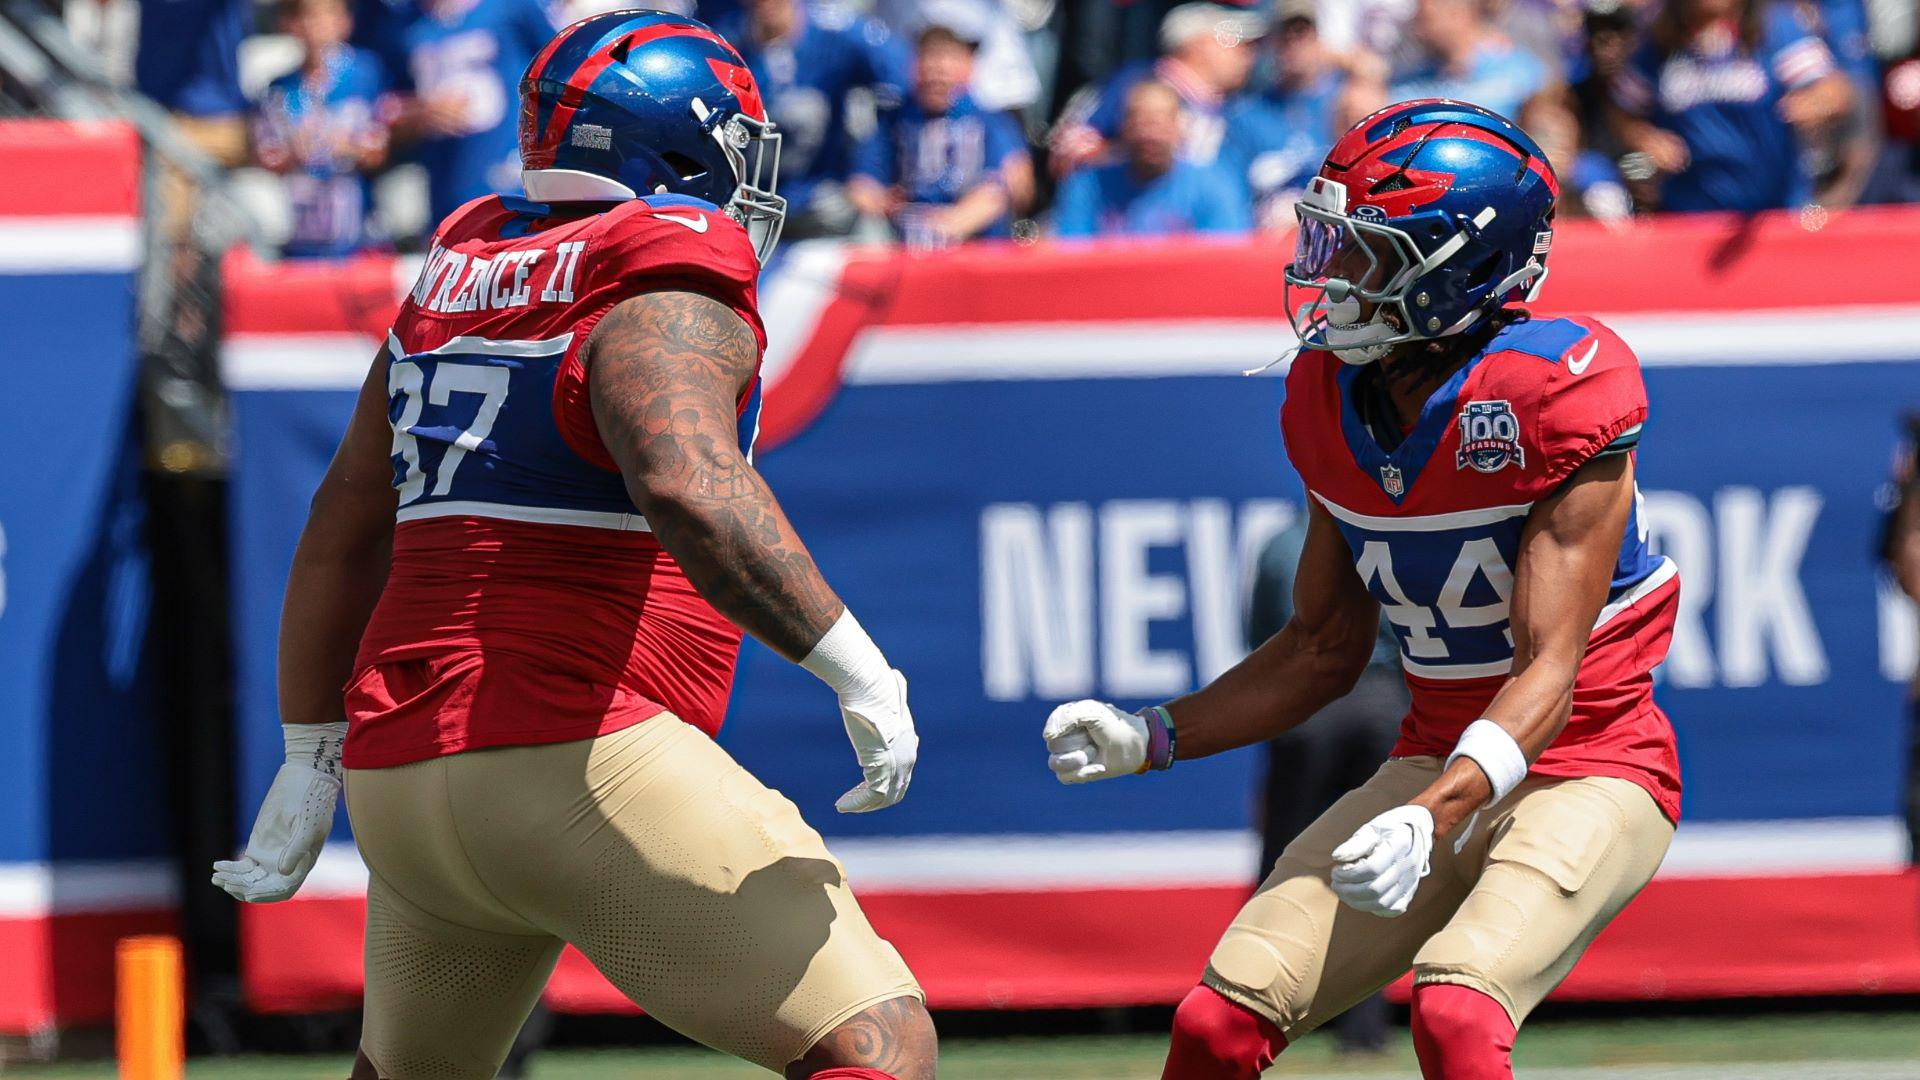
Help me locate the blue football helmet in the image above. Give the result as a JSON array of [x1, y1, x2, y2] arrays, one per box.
[[1285, 99, 1559, 365], [518, 10, 785, 262]]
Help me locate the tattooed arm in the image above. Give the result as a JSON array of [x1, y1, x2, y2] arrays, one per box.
[[586, 289, 837, 658], [586, 290, 919, 812]]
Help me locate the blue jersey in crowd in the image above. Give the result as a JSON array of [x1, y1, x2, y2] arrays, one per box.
[[136, 0, 250, 116], [1061, 58, 1231, 165], [254, 46, 389, 258], [1569, 148, 1633, 221], [1052, 158, 1252, 238], [854, 91, 1028, 238], [1614, 5, 1837, 212], [1220, 70, 1343, 223], [396, 0, 561, 222], [715, 5, 908, 215], [1390, 39, 1547, 122], [1812, 0, 1877, 91]]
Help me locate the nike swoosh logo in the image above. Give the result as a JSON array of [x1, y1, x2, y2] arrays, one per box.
[[1566, 340, 1599, 375], [654, 211, 709, 233]]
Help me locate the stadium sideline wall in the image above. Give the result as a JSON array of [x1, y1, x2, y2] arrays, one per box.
[[0, 121, 169, 1035], [218, 210, 1920, 1014]]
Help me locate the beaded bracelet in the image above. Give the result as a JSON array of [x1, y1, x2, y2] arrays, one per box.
[[1137, 705, 1177, 772]]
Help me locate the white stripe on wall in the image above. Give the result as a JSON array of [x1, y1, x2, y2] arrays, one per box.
[[222, 305, 1920, 392], [223, 333, 378, 390], [0, 216, 142, 274], [280, 815, 1911, 901], [0, 816, 1904, 916], [0, 859, 177, 918]]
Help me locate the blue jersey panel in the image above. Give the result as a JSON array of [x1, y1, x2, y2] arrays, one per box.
[[1329, 508, 1528, 671], [385, 336, 637, 520]]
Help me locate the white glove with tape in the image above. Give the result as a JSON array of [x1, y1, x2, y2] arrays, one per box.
[[1042, 700, 1149, 782], [1329, 804, 1435, 918], [212, 722, 346, 903], [802, 610, 918, 813]]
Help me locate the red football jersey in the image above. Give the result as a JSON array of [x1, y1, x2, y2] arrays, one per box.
[[1281, 314, 1682, 822], [343, 194, 766, 769]]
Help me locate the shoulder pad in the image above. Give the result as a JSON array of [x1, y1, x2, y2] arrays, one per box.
[[1279, 349, 1340, 477], [1485, 316, 1594, 364], [430, 194, 509, 247], [582, 198, 762, 333], [1529, 318, 1647, 485]]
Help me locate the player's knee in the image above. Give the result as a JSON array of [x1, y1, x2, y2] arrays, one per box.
[[1410, 982, 1516, 1080], [1163, 984, 1287, 1080], [790, 995, 936, 1080]]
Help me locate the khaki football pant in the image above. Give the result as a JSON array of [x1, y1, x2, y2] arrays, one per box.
[[1203, 756, 1673, 1036], [344, 715, 921, 1078]]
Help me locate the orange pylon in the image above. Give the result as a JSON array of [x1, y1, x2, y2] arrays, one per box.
[[116, 935, 184, 1080]]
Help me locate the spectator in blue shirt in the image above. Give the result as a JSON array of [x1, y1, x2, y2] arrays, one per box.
[[849, 16, 1034, 248], [1220, 0, 1377, 231], [1800, 0, 1881, 207], [1048, 2, 1265, 178], [1389, 0, 1549, 121], [254, 0, 392, 258], [1520, 92, 1632, 223], [1611, 0, 1853, 213], [1053, 79, 1253, 238], [389, 0, 562, 223], [138, 0, 252, 167], [716, 0, 910, 237]]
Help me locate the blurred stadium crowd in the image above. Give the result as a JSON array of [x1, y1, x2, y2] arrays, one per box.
[[54, 0, 1920, 255]]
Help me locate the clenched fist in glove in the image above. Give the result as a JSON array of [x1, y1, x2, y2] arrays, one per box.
[[1329, 804, 1435, 917], [1042, 700, 1175, 782], [212, 722, 346, 903]]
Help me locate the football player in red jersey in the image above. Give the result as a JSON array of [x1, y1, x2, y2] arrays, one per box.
[[212, 13, 933, 1080], [1041, 100, 1682, 1079]]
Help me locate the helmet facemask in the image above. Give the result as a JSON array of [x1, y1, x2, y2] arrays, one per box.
[[693, 97, 786, 265], [1284, 177, 1426, 365], [1284, 176, 1546, 366]]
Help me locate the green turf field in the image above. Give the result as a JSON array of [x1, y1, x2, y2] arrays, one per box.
[[6, 1012, 1920, 1078]]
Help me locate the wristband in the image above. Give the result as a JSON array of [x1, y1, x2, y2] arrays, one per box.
[[1444, 719, 1529, 806], [1137, 705, 1177, 772], [800, 608, 892, 707], [283, 722, 348, 783]]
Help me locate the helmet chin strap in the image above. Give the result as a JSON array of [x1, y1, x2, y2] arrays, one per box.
[[1321, 293, 1400, 365]]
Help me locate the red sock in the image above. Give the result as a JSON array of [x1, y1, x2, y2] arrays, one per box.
[[1410, 983, 1516, 1080], [1161, 984, 1288, 1079], [806, 1070, 897, 1080]]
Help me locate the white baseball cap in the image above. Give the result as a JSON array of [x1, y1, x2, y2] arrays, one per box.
[[1159, 2, 1268, 51]]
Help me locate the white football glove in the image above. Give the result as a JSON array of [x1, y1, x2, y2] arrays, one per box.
[[833, 669, 919, 814], [800, 610, 918, 814], [1043, 700, 1149, 783], [211, 722, 346, 903], [1329, 804, 1435, 918]]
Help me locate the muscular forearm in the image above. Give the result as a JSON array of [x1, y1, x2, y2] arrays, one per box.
[[1165, 621, 1368, 759], [636, 459, 843, 662], [277, 523, 391, 727], [1410, 653, 1577, 835]]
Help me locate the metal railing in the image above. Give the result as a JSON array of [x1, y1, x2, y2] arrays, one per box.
[[3, 0, 255, 474]]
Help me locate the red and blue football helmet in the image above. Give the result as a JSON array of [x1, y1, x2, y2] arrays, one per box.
[[518, 11, 785, 262], [1285, 99, 1559, 365]]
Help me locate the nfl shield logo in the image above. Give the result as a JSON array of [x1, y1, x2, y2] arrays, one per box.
[[1380, 463, 1405, 497], [1456, 400, 1526, 474]]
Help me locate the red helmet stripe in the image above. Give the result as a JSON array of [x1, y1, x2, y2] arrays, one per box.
[[707, 57, 764, 120], [530, 22, 752, 162]]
